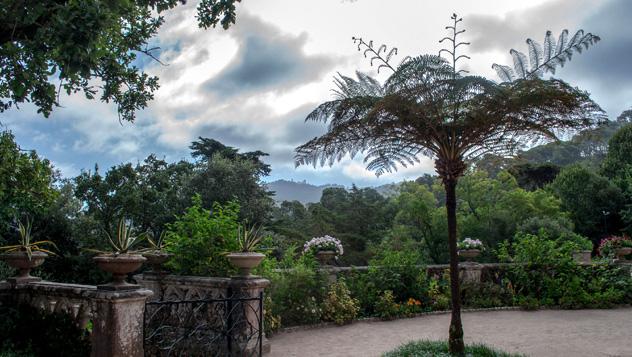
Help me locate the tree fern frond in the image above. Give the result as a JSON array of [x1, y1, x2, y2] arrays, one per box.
[[556, 29, 569, 56], [567, 30, 585, 49], [493, 29, 599, 81], [543, 31, 556, 62], [526, 38, 543, 71], [492, 64, 515, 82], [398, 56, 412, 67], [510, 49, 529, 78]]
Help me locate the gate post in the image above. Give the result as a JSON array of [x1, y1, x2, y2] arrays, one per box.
[[229, 277, 270, 355], [90, 288, 153, 357]]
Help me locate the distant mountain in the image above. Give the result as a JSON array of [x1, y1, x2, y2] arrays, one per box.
[[266, 179, 406, 204], [265, 180, 345, 204]]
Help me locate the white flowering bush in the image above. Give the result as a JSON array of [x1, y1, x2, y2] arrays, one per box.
[[457, 237, 484, 250], [303, 235, 344, 256]]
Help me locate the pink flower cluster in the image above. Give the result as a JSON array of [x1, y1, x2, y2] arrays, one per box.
[[598, 235, 632, 257], [303, 235, 344, 256]]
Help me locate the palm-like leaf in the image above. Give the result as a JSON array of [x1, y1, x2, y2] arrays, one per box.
[[492, 29, 600, 82], [296, 55, 604, 177]]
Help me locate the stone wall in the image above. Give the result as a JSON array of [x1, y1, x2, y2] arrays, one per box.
[[136, 273, 271, 355], [0, 280, 153, 357]]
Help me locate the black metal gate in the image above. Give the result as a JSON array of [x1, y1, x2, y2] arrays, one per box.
[[143, 291, 263, 357]]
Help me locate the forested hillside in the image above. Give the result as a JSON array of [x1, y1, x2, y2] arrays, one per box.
[[2, 112, 632, 282]]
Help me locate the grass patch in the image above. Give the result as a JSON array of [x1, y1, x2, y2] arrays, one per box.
[[382, 340, 524, 357]]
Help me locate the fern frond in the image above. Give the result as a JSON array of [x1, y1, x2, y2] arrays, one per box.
[[556, 30, 569, 56], [543, 31, 556, 62], [491, 64, 515, 82], [510, 49, 529, 78], [398, 56, 412, 67], [526, 38, 543, 72], [493, 29, 599, 81]]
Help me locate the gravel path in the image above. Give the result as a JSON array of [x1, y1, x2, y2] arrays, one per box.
[[268, 308, 632, 357]]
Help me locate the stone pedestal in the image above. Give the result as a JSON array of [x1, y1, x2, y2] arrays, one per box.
[[572, 250, 592, 264], [90, 289, 153, 357], [229, 276, 271, 355], [459, 262, 483, 284]]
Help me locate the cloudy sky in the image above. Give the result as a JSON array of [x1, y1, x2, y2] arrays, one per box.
[[3, 0, 631, 186]]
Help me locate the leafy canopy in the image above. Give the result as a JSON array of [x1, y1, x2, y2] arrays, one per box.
[[0, 0, 241, 121], [296, 54, 603, 179]]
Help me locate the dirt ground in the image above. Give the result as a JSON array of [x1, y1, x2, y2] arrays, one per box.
[[268, 308, 632, 357]]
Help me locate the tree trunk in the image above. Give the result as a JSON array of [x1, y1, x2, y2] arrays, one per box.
[[445, 178, 464, 355]]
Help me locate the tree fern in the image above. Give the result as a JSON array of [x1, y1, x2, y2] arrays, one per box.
[[297, 15, 603, 355], [492, 29, 600, 82]]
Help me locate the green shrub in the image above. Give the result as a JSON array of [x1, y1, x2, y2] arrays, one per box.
[[516, 295, 540, 310], [263, 294, 282, 336], [375, 290, 399, 320], [516, 216, 574, 238], [0, 304, 90, 357], [267, 248, 327, 326], [428, 276, 450, 310], [383, 340, 525, 357], [164, 195, 239, 276], [346, 247, 426, 316], [461, 281, 514, 309], [499, 231, 632, 308], [556, 232, 593, 253], [322, 279, 360, 325]]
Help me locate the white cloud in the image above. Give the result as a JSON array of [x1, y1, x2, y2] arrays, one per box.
[[5, 0, 627, 187]]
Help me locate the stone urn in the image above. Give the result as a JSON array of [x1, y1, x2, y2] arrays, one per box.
[[458, 249, 481, 262], [93, 254, 146, 290], [615, 247, 632, 261], [142, 251, 173, 273], [226, 252, 265, 277], [572, 250, 592, 264], [316, 250, 337, 265], [0, 251, 47, 283]]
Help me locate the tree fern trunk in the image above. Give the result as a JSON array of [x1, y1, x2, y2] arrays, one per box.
[[445, 178, 464, 355]]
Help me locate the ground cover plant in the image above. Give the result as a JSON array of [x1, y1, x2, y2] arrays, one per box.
[[383, 340, 525, 357]]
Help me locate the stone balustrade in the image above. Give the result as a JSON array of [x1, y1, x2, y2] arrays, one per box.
[[0, 279, 153, 357], [135, 273, 271, 355]]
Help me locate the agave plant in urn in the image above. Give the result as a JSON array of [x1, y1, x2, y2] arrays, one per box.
[[89, 218, 148, 290], [226, 224, 265, 278], [142, 231, 173, 274], [0, 218, 57, 283]]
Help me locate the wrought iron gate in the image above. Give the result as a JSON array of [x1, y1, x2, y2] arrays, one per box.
[[144, 291, 263, 356]]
